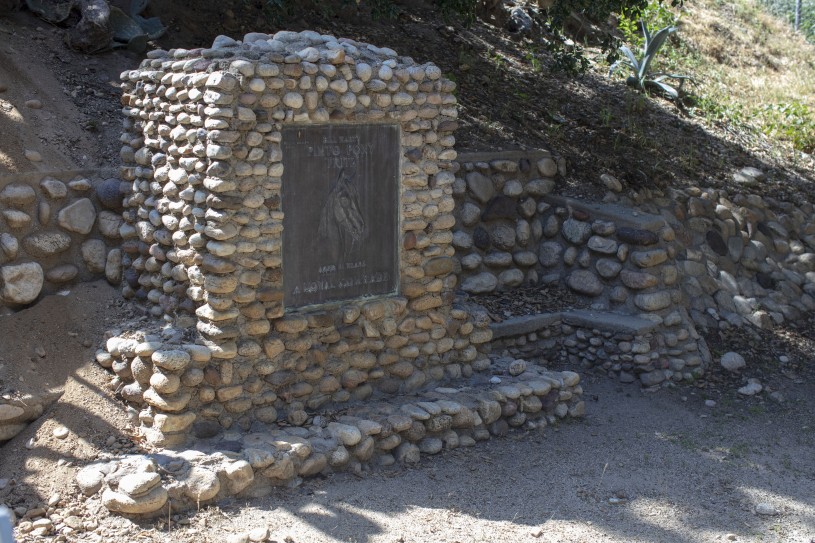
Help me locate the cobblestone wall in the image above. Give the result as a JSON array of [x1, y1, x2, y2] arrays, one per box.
[[0, 171, 124, 312], [630, 184, 815, 331]]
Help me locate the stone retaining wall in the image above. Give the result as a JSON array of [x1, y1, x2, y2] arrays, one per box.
[[626, 184, 815, 331], [0, 170, 124, 312]]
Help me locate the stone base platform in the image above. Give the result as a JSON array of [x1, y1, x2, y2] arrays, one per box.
[[76, 362, 584, 516]]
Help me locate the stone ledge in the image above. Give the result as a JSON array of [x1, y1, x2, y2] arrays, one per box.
[[561, 310, 657, 335], [77, 364, 584, 517], [543, 195, 666, 231], [490, 313, 562, 339], [489, 309, 657, 340]]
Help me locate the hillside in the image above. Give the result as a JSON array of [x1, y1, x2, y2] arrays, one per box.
[[2, 0, 814, 200]]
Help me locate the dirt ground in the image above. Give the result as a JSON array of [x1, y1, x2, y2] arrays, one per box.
[[1, 285, 814, 543]]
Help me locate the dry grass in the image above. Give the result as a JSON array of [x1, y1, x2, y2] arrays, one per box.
[[667, 0, 815, 154]]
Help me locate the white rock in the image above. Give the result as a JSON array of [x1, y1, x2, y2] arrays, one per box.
[[102, 485, 168, 514], [508, 359, 527, 376], [118, 472, 161, 497], [81, 239, 106, 273], [720, 352, 746, 372], [737, 378, 762, 396], [248, 526, 270, 542], [755, 503, 779, 516], [76, 466, 105, 496], [57, 198, 97, 234], [0, 262, 43, 304], [600, 173, 622, 192], [328, 422, 362, 446]]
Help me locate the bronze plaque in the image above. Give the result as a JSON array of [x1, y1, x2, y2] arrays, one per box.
[[281, 124, 400, 308]]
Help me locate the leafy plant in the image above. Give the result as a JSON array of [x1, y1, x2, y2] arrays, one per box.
[[610, 21, 691, 99]]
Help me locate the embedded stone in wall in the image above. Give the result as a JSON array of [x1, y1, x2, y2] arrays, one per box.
[[281, 124, 400, 308], [0, 262, 43, 304]]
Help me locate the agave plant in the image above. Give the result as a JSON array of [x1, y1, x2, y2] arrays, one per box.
[[610, 21, 691, 99]]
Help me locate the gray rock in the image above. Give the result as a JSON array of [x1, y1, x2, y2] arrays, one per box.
[[76, 465, 105, 496], [459, 202, 481, 226], [596, 258, 622, 278], [738, 378, 762, 396], [81, 239, 107, 273], [328, 422, 362, 446], [418, 437, 443, 454], [537, 157, 558, 177], [633, 291, 672, 311], [513, 251, 538, 267], [631, 249, 668, 268], [98, 211, 123, 238], [600, 173, 622, 192], [24, 231, 71, 257], [460, 272, 498, 294], [0, 422, 28, 441], [96, 178, 124, 209], [181, 467, 221, 501], [719, 351, 747, 371], [498, 269, 524, 288], [538, 241, 562, 267], [733, 167, 764, 186], [525, 178, 556, 196], [640, 370, 666, 387], [460, 253, 482, 270], [620, 269, 658, 289], [102, 485, 168, 514], [40, 178, 68, 199], [755, 503, 779, 516], [587, 235, 618, 254], [0, 184, 36, 207], [483, 251, 513, 267], [151, 350, 191, 372], [0, 233, 18, 259], [567, 270, 603, 296], [452, 231, 473, 250], [45, 264, 78, 283], [105, 249, 122, 285], [2, 210, 30, 228], [118, 472, 161, 497], [57, 198, 96, 234], [466, 172, 494, 204], [491, 225, 516, 250], [0, 262, 43, 304], [562, 218, 592, 244]]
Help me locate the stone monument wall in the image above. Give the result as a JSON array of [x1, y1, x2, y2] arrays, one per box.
[[114, 31, 491, 447]]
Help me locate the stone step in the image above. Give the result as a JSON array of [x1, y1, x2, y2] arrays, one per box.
[[543, 194, 666, 231], [561, 309, 658, 335], [77, 363, 585, 516], [490, 309, 657, 339]]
